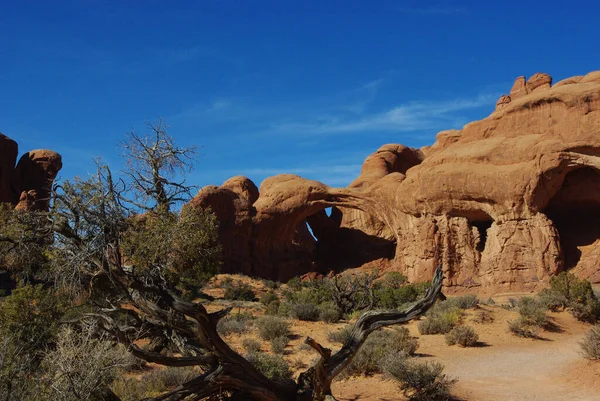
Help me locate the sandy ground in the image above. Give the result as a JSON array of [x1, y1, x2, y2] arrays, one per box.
[[206, 275, 600, 401]]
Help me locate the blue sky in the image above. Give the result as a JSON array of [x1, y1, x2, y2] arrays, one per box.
[[2, 1, 599, 190]]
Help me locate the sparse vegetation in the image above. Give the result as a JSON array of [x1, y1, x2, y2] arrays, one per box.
[[539, 272, 600, 322], [343, 327, 418, 376], [472, 310, 494, 324], [256, 316, 291, 341], [222, 279, 256, 301], [328, 325, 353, 344], [418, 301, 462, 335], [242, 338, 262, 354], [245, 352, 292, 381], [270, 335, 289, 354], [381, 357, 457, 401], [508, 297, 548, 338], [445, 325, 479, 347], [580, 325, 600, 360]]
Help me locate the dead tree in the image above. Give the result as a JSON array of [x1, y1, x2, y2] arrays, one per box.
[[42, 135, 445, 401]]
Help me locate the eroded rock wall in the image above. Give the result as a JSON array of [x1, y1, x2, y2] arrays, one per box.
[[190, 70, 600, 292]]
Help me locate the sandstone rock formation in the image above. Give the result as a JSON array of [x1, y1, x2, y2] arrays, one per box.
[[190, 70, 600, 292], [0, 134, 62, 211]]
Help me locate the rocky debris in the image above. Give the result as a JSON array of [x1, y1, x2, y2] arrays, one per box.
[[0, 135, 62, 211], [191, 71, 600, 292]]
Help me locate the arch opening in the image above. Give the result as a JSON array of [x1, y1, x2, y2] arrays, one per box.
[[545, 167, 600, 270]]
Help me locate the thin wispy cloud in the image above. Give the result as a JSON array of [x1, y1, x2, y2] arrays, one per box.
[[270, 93, 498, 135]]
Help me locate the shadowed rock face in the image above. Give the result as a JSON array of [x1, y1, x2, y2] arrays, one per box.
[[0, 134, 62, 211], [190, 70, 600, 292]]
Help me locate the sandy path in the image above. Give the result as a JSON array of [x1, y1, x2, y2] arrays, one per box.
[[417, 308, 600, 401]]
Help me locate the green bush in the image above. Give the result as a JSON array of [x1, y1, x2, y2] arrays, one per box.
[[318, 302, 342, 323], [260, 291, 279, 306], [539, 272, 600, 322], [375, 285, 418, 310], [222, 280, 256, 301], [286, 276, 303, 291], [418, 302, 462, 335], [447, 294, 479, 309], [245, 352, 292, 381], [580, 325, 600, 360], [256, 316, 291, 341], [343, 327, 418, 376], [445, 325, 479, 347], [381, 357, 457, 401], [381, 271, 408, 289], [516, 297, 548, 327], [289, 302, 320, 321]]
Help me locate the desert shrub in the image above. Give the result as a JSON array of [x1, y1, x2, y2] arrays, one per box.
[[286, 276, 303, 291], [445, 325, 479, 347], [264, 302, 280, 315], [328, 325, 353, 344], [418, 301, 462, 335], [472, 310, 494, 324], [413, 282, 431, 297], [289, 302, 320, 321], [508, 318, 540, 338], [580, 325, 600, 360], [381, 271, 408, 288], [516, 297, 548, 327], [256, 316, 290, 341], [217, 312, 254, 336], [375, 285, 419, 310], [381, 357, 457, 401], [242, 338, 262, 354], [260, 291, 279, 306], [539, 272, 599, 322], [262, 279, 280, 290], [448, 294, 479, 309], [245, 352, 292, 381], [270, 335, 289, 354], [343, 327, 418, 376], [222, 280, 255, 301], [318, 301, 342, 323], [112, 366, 199, 400]]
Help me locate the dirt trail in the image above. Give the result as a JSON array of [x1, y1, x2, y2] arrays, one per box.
[[418, 308, 600, 401]]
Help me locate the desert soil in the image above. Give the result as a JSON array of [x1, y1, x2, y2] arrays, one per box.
[[208, 276, 600, 401]]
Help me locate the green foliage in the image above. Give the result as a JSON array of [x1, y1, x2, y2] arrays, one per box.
[[318, 301, 342, 323], [445, 325, 479, 347], [380, 271, 408, 288], [256, 316, 291, 341], [0, 284, 64, 353], [122, 207, 222, 294], [0, 204, 50, 282], [418, 301, 462, 335], [260, 291, 279, 306], [286, 276, 303, 291], [222, 279, 256, 301], [447, 294, 479, 309], [517, 297, 548, 327], [289, 302, 320, 321], [508, 297, 548, 338], [375, 285, 418, 309], [580, 325, 600, 360], [245, 352, 292, 382], [328, 325, 353, 344], [343, 327, 418, 377], [381, 357, 457, 401], [539, 272, 600, 322]]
